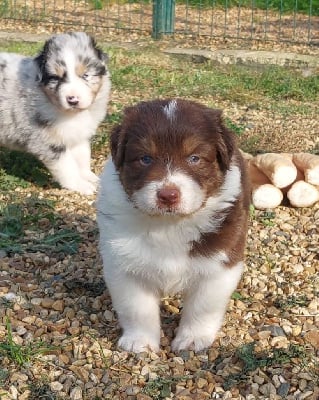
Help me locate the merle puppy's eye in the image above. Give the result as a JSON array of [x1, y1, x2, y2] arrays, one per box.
[[187, 155, 200, 165], [140, 155, 153, 166], [49, 74, 60, 82], [82, 72, 90, 80]]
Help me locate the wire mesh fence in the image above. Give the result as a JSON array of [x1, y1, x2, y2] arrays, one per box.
[[0, 0, 318, 45]]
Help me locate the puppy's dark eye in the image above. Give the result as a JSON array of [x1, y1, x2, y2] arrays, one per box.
[[49, 74, 60, 82], [140, 155, 153, 166], [187, 155, 200, 165], [82, 72, 90, 80]]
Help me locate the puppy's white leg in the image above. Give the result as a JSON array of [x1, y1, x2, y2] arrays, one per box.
[[106, 275, 160, 353], [46, 149, 96, 194], [172, 262, 243, 352], [71, 141, 99, 185]]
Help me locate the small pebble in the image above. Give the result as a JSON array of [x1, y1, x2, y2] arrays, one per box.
[[261, 325, 286, 337], [50, 381, 64, 392], [259, 382, 276, 396], [9, 386, 18, 400], [15, 326, 27, 336], [277, 382, 290, 397], [70, 386, 83, 400], [126, 385, 140, 395]]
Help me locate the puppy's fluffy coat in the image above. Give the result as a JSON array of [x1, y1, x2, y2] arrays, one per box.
[[0, 32, 110, 194], [97, 99, 250, 352]]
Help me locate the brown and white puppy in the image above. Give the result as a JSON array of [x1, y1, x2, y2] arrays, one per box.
[[97, 99, 250, 353]]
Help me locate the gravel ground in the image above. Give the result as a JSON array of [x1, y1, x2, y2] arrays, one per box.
[[0, 6, 319, 399], [0, 152, 318, 399]]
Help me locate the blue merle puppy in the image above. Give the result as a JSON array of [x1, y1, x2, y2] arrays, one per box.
[[0, 32, 111, 194]]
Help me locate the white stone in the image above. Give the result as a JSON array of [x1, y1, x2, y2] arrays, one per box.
[[50, 381, 64, 392], [70, 386, 83, 400]]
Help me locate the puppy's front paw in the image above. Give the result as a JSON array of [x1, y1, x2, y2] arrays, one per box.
[[172, 328, 214, 353], [118, 333, 159, 353], [62, 179, 97, 195]]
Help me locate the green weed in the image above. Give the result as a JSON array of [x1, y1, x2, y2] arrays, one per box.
[[30, 229, 81, 255], [249, 204, 256, 219], [89, 0, 105, 9], [274, 294, 310, 310], [107, 110, 124, 125], [252, 0, 319, 15], [111, 52, 319, 107], [0, 41, 41, 55], [0, 0, 9, 17], [143, 376, 186, 400], [0, 203, 24, 239], [231, 291, 245, 301], [63, 279, 105, 295], [22, 197, 57, 224], [311, 142, 319, 155], [0, 197, 80, 255], [0, 149, 53, 190], [0, 168, 30, 191], [28, 381, 60, 400], [0, 197, 56, 244], [86, 333, 111, 369], [239, 135, 262, 155], [0, 369, 9, 385], [177, 0, 319, 16], [222, 342, 311, 389], [0, 297, 15, 309], [225, 118, 245, 136], [258, 210, 276, 226], [0, 318, 55, 367], [254, 67, 319, 101], [87, 0, 142, 8]]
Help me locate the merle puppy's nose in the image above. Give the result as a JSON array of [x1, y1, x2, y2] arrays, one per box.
[[67, 95, 79, 106], [157, 188, 180, 207]]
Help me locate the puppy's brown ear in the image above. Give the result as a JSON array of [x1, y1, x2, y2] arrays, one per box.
[[111, 105, 138, 169], [110, 124, 125, 169], [211, 109, 235, 172]]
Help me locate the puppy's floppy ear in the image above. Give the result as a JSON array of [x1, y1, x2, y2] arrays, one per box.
[[209, 109, 235, 172], [89, 35, 109, 64], [111, 105, 138, 169], [110, 124, 125, 170], [34, 54, 44, 82], [98, 50, 109, 64], [34, 38, 52, 82]]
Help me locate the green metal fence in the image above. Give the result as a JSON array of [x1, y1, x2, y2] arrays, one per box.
[[0, 0, 318, 45]]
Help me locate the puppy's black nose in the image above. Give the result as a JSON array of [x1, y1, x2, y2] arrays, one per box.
[[67, 96, 79, 106], [157, 188, 180, 207]]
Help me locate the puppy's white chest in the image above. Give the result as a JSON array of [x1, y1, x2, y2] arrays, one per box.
[[101, 215, 198, 294], [111, 222, 195, 290], [108, 226, 229, 294], [46, 111, 95, 146]]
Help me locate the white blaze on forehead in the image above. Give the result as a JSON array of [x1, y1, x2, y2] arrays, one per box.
[[62, 48, 77, 75], [163, 100, 178, 121]]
